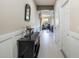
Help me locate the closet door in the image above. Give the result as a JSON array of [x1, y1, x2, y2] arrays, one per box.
[[59, 0, 70, 52]]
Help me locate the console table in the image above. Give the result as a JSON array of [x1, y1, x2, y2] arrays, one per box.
[[17, 32, 40, 58]]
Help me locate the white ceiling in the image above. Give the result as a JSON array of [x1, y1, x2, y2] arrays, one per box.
[[34, 0, 56, 5]]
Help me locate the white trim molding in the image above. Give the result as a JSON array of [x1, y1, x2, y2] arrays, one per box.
[[0, 29, 25, 43], [0, 28, 25, 58], [69, 31, 79, 40]]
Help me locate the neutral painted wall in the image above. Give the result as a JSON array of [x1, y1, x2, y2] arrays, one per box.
[[0, 0, 40, 35], [55, 0, 79, 58], [0, 0, 40, 58], [70, 0, 79, 33], [24, 0, 40, 30], [63, 0, 79, 57]]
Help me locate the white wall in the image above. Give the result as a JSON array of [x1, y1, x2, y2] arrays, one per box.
[[70, 0, 79, 33], [39, 10, 54, 26], [48, 11, 54, 26], [0, 0, 40, 35], [63, 0, 79, 58], [0, 0, 25, 35], [0, 0, 40, 58], [55, 0, 79, 58], [24, 0, 40, 30]]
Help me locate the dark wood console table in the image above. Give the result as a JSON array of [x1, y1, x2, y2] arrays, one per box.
[[17, 32, 40, 58]]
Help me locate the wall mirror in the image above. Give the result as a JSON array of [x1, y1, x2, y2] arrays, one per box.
[[25, 4, 31, 21]]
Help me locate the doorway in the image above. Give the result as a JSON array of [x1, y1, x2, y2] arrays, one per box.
[[38, 10, 54, 32]]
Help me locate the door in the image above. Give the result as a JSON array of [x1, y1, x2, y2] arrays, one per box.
[[54, 7, 61, 49], [59, 0, 70, 57], [59, 0, 70, 50], [54, 0, 70, 50]]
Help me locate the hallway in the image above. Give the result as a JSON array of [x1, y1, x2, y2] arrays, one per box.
[[0, 0, 79, 58], [38, 30, 64, 58]]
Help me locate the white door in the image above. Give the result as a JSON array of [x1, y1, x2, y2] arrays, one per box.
[[59, 0, 70, 50], [54, 7, 61, 49], [62, 0, 79, 57], [54, 0, 70, 50]]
